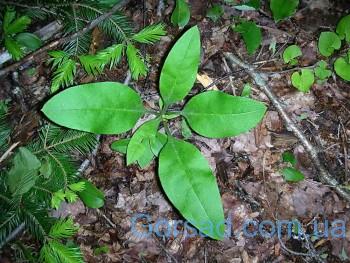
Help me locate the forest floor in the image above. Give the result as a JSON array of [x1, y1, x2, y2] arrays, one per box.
[[1, 0, 350, 262]]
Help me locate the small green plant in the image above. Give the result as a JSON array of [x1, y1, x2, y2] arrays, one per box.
[[318, 31, 341, 57], [1, 7, 42, 60], [41, 26, 267, 240], [171, 0, 190, 28], [206, 4, 224, 22], [291, 69, 315, 92], [233, 20, 262, 55], [270, 0, 299, 22], [281, 151, 305, 182], [283, 45, 302, 65]]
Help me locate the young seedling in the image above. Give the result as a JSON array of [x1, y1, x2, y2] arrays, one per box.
[[42, 26, 267, 240]]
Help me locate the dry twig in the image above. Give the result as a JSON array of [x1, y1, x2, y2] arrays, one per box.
[[224, 52, 350, 202]]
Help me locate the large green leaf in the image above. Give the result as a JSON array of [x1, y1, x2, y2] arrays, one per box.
[[270, 0, 299, 22], [318, 32, 341, 57], [42, 82, 145, 134], [7, 147, 41, 195], [127, 118, 160, 166], [159, 137, 224, 240], [159, 26, 200, 105], [334, 53, 350, 81], [336, 14, 350, 43], [171, 0, 190, 28], [234, 21, 262, 55], [182, 91, 267, 138], [111, 138, 130, 154]]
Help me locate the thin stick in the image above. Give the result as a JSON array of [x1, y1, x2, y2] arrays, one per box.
[[0, 142, 20, 164], [224, 52, 350, 202], [0, 0, 130, 77]]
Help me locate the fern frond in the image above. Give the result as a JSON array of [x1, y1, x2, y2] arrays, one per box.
[[37, 124, 97, 155], [132, 23, 166, 44], [97, 43, 124, 69], [79, 43, 125, 75], [126, 43, 147, 80], [40, 240, 84, 263], [63, 19, 92, 56], [0, 211, 21, 245], [49, 218, 78, 239], [0, 102, 11, 153], [20, 206, 51, 240], [48, 50, 69, 68], [79, 54, 105, 76], [50, 58, 76, 92]]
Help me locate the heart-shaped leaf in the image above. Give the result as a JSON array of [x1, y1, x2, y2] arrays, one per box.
[[160, 26, 200, 105], [291, 69, 315, 92], [159, 137, 225, 240], [336, 14, 350, 43], [183, 91, 267, 138], [127, 118, 160, 166], [270, 0, 299, 22], [234, 21, 262, 55], [171, 0, 190, 28], [314, 60, 332, 81], [282, 45, 302, 65], [318, 31, 341, 57], [334, 54, 350, 81], [42, 82, 145, 134]]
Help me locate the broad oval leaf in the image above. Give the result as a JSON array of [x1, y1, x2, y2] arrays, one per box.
[[171, 0, 190, 28], [234, 21, 262, 55], [281, 167, 305, 182], [78, 180, 105, 208], [159, 137, 224, 240], [318, 31, 341, 57], [159, 26, 200, 105], [270, 0, 299, 22], [291, 69, 315, 92], [182, 91, 267, 138], [127, 118, 160, 166], [15, 32, 42, 51], [42, 82, 145, 134], [334, 55, 350, 81], [336, 14, 350, 43]]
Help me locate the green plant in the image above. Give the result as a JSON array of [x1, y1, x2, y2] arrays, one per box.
[[281, 151, 305, 182], [270, 0, 299, 22], [41, 26, 267, 240], [318, 31, 341, 57], [233, 20, 262, 55], [171, 0, 190, 28], [291, 69, 315, 93], [336, 14, 350, 42], [48, 23, 166, 92], [283, 45, 302, 65], [0, 105, 104, 262], [1, 7, 42, 60], [206, 4, 224, 22]]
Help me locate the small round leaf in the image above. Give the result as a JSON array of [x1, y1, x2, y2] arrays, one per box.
[[282, 45, 302, 65], [318, 32, 341, 57]]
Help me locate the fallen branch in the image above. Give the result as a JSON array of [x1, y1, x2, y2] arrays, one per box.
[[0, 0, 129, 77], [224, 52, 350, 202]]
